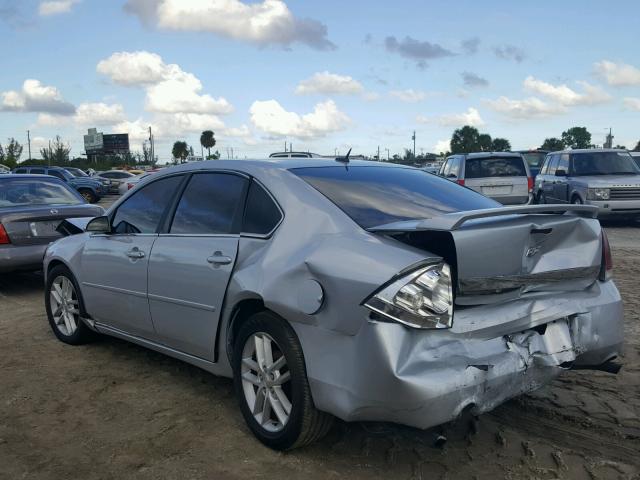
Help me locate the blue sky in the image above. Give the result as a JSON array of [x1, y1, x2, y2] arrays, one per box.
[[1, 0, 639, 163]]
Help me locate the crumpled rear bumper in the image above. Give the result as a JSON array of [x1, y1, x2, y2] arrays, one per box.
[[300, 280, 623, 430]]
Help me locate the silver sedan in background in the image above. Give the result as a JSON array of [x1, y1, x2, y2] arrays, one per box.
[[43, 159, 623, 450]]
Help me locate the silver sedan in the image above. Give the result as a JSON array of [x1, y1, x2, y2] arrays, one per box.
[[43, 159, 624, 450]]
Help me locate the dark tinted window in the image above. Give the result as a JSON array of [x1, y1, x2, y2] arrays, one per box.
[[112, 175, 183, 234], [48, 169, 68, 180], [520, 152, 546, 168], [243, 181, 282, 235], [14, 168, 27, 174], [464, 156, 526, 178], [30, 168, 46, 175], [292, 166, 499, 229], [570, 152, 640, 176], [170, 173, 247, 234], [0, 178, 81, 208]]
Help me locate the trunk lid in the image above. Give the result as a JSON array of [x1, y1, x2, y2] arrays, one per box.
[[0, 204, 103, 246], [369, 205, 602, 304]]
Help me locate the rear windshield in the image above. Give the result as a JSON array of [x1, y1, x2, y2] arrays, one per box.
[[464, 157, 527, 178], [0, 178, 83, 208], [291, 166, 499, 229], [520, 152, 546, 168], [570, 152, 640, 176]]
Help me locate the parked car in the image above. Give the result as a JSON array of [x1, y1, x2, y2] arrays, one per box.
[[515, 149, 548, 179], [0, 175, 103, 272], [117, 172, 154, 195], [630, 151, 640, 169], [96, 170, 135, 194], [12, 166, 104, 203], [0, 164, 10, 174], [43, 159, 622, 450], [439, 152, 532, 204], [534, 149, 640, 218], [64, 167, 111, 191], [269, 151, 323, 158]]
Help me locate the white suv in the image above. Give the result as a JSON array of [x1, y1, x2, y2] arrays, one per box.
[[439, 152, 532, 205]]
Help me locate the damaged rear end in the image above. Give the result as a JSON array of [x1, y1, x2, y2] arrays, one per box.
[[338, 205, 624, 428]]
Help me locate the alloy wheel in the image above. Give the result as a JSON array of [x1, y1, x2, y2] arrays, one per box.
[[240, 332, 292, 433], [49, 276, 80, 336]]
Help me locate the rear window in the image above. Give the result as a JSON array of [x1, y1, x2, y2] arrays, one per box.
[[0, 178, 82, 208], [520, 152, 546, 168], [464, 156, 527, 178], [291, 166, 498, 229]]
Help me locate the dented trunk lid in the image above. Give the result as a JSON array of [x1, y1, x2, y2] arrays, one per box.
[[369, 205, 602, 304]]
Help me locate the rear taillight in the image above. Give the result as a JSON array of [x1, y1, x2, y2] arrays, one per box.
[[599, 230, 613, 281], [0, 224, 10, 245], [527, 177, 534, 192], [456, 179, 465, 186], [127, 183, 134, 190]]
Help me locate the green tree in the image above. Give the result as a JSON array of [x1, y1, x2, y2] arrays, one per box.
[[478, 133, 492, 151], [40, 136, 71, 164], [200, 130, 216, 158], [0, 138, 23, 169], [491, 137, 511, 151], [541, 137, 565, 151], [172, 141, 189, 164], [450, 125, 481, 154], [561, 127, 592, 149]]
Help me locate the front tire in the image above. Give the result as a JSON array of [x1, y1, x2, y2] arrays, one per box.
[[232, 311, 333, 450], [572, 195, 583, 204], [45, 265, 96, 345]]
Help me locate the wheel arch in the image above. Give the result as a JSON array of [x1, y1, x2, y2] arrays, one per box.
[[223, 296, 267, 364]]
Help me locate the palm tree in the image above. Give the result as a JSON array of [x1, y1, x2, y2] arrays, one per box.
[[172, 141, 189, 164], [200, 130, 216, 159]]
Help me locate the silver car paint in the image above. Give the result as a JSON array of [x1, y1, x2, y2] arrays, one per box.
[[43, 159, 624, 431]]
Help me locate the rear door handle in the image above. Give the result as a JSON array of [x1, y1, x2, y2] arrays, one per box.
[[126, 248, 145, 259], [207, 252, 232, 266]]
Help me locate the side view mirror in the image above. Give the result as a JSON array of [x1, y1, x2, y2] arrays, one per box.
[[555, 169, 567, 177], [86, 216, 111, 234]]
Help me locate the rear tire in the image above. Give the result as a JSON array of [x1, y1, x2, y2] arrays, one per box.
[[78, 188, 97, 203], [572, 195, 583, 204], [232, 311, 333, 450], [45, 265, 97, 345]]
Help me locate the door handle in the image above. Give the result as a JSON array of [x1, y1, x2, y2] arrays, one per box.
[[207, 251, 232, 266], [126, 248, 145, 259]]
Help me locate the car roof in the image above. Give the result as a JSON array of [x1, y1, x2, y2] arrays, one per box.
[[15, 165, 63, 170], [153, 158, 413, 175], [460, 152, 524, 159], [547, 148, 629, 155], [1, 173, 63, 180]]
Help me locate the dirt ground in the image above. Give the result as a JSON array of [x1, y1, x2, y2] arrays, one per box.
[[0, 198, 638, 479]]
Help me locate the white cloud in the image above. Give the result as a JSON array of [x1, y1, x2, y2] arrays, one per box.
[[115, 113, 227, 143], [485, 96, 565, 119], [295, 72, 363, 95], [1, 79, 75, 115], [362, 92, 381, 102], [74, 102, 126, 126], [523, 76, 610, 106], [249, 99, 349, 138], [97, 51, 233, 115], [38, 0, 80, 16], [124, 0, 335, 50], [417, 107, 484, 127], [433, 139, 450, 154], [623, 97, 640, 111], [594, 60, 640, 86], [390, 89, 427, 103]]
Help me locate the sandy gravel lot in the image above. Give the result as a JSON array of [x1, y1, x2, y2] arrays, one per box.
[[0, 199, 638, 479]]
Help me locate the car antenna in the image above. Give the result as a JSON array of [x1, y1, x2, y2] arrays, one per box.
[[336, 148, 352, 163]]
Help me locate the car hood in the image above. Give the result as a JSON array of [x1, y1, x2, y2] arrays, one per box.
[[572, 174, 640, 187]]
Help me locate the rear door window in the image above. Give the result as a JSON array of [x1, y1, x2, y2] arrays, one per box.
[[170, 173, 248, 235], [112, 175, 184, 234], [557, 154, 569, 174], [14, 168, 27, 174], [547, 155, 560, 175], [242, 181, 283, 236], [30, 168, 46, 175], [464, 157, 527, 178], [48, 170, 67, 181]]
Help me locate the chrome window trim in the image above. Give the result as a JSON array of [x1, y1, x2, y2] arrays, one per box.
[[157, 233, 240, 238]]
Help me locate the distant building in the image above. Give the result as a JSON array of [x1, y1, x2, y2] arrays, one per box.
[[84, 128, 130, 160]]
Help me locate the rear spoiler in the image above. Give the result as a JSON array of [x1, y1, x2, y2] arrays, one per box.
[[368, 204, 599, 232]]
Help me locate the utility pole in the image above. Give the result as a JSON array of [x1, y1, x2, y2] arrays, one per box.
[[148, 126, 155, 165], [377, 145, 380, 161], [27, 130, 31, 160], [385, 148, 390, 161], [412, 131, 416, 159], [48, 140, 51, 166], [284, 141, 287, 152], [289, 142, 292, 153]]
